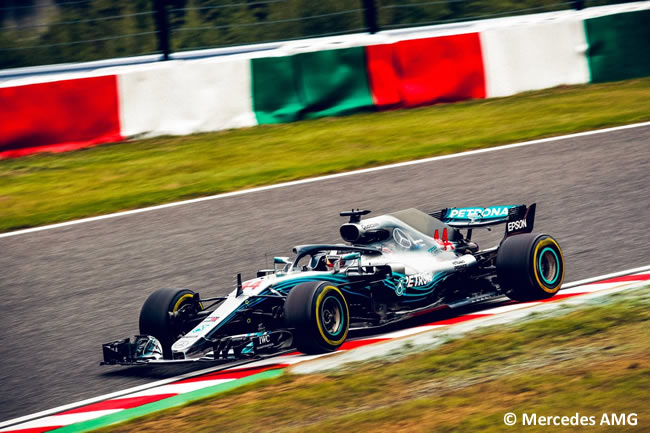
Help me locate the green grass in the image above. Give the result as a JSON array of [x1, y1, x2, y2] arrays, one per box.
[[100, 289, 650, 433], [2, 77, 650, 233]]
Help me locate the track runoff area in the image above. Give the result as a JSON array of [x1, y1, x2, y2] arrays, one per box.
[[1, 266, 648, 433]]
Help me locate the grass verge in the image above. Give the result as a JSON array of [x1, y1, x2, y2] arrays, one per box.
[[100, 288, 650, 433], [2, 78, 650, 233]]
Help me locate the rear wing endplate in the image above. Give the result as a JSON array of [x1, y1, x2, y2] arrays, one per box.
[[429, 203, 536, 236]]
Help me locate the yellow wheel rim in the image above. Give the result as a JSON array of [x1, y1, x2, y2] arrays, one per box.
[[172, 293, 203, 312], [532, 238, 564, 294], [315, 285, 349, 346]]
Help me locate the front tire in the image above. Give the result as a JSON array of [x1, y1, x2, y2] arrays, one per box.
[[284, 281, 350, 354], [497, 233, 565, 302], [139, 288, 202, 358]]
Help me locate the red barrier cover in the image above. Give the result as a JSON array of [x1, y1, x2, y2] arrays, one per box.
[[366, 33, 486, 108], [0, 75, 122, 158]]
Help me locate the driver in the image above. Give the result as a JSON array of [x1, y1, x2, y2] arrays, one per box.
[[309, 252, 353, 271], [325, 255, 340, 269], [309, 253, 328, 271]]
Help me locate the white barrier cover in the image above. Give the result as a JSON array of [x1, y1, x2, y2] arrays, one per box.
[[118, 57, 257, 138], [480, 19, 590, 98]]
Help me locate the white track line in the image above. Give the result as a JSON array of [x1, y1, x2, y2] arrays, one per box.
[[561, 265, 650, 288], [0, 411, 122, 432], [1, 121, 648, 239], [124, 379, 235, 398], [1, 265, 647, 429], [0, 361, 264, 429]]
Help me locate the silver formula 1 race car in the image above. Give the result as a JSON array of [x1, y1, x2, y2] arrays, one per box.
[[102, 204, 564, 365]]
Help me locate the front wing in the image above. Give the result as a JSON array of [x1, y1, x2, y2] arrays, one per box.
[[101, 330, 293, 365]]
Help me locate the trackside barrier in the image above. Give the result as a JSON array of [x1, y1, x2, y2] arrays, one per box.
[[366, 33, 486, 108], [480, 19, 590, 98], [1, 4, 649, 158], [0, 76, 122, 159], [251, 47, 374, 124], [118, 58, 256, 138], [584, 9, 650, 82]]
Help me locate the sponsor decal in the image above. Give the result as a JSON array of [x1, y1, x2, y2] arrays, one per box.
[[447, 206, 511, 220], [427, 245, 438, 254], [205, 317, 220, 322], [174, 340, 190, 348], [258, 334, 271, 344], [362, 223, 378, 230], [395, 278, 406, 296], [452, 259, 468, 271], [405, 273, 433, 287], [191, 323, 211, 334], [255, 333, 273, 349], [507, 218, 527, 232], [394, 273, 434, 294], [393, 228, 412, 248]]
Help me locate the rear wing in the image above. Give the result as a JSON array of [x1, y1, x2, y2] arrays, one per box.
[[429, 204, 536, 236]]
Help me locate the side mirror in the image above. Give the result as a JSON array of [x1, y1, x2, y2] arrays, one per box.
[[273, 257, 291, 272], [341, 252, 361, 262]]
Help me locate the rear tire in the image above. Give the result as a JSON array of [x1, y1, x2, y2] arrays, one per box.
[[139, 288, 201, 358], [284, 281, 350, 354], [496, 233, 565, 302]]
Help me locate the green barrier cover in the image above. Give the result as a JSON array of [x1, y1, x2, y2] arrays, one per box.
[[252, 47, 374, 124], [585, 10, 650, 83]]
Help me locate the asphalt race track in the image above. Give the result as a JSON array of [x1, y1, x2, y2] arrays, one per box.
[[1, 125, 649, 422]]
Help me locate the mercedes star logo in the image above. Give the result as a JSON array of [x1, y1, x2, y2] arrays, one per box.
[[392, 228, 412, 248]]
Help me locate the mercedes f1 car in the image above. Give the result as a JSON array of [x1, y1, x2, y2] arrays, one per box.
[[102, 203, 564, 365]]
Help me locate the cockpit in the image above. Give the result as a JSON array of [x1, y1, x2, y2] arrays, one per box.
[[267, 209, 463, 277]]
